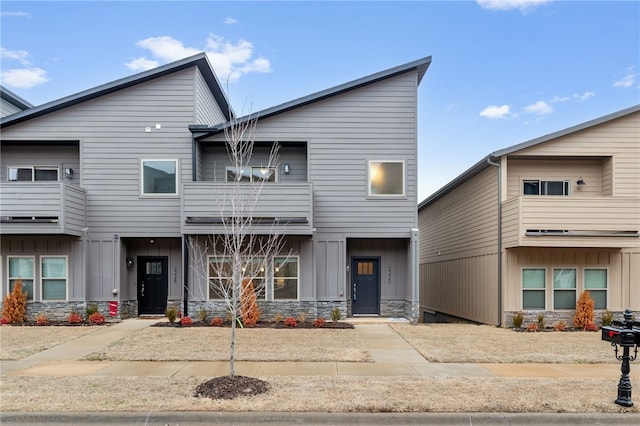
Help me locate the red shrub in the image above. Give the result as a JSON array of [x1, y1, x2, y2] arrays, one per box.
[[553, 321, 566, 332], [36, 313, 50, 326], [89, 312, 105, 325], [284, 317, 297, 327], [180, 316, 193, 326], [68, 312, 83, 324], [210, 317, 224, 327], [526, 323, 538, 332], [0, 317, 9, 325], [585, 322, 598, 332], [314, 318, 326, 328]]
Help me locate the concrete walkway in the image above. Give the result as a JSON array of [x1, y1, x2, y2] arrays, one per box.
[[1, 318, 638, 380]]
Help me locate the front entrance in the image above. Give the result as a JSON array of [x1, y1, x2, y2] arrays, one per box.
[[351, 257, 380, 315], [137, 256, 168, 315]]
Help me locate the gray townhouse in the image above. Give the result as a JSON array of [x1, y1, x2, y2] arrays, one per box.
[[1, 53, 431, 322]]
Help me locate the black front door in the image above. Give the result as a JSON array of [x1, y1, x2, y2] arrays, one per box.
[[138, 257, 168, 315], [351, 258, 380, 315]]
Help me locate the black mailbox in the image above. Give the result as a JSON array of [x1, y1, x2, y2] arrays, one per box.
[[602, 326, 622, 345], [602, 309, 640, 407]]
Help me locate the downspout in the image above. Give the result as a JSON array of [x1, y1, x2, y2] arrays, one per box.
[[183, 235, 189, 317], [486, 157, 502, 327]]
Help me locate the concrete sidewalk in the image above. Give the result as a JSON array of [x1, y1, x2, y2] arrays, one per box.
[[1, 318, 637, 380]]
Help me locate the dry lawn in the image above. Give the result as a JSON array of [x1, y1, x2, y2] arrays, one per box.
[[84, 327, 371, 362], [1, 322, 639, 414]]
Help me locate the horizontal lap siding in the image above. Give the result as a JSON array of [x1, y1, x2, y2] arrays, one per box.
[[512, 111, 639, 198], [1, 68, 201, 238], [195, 68, 227, 126]]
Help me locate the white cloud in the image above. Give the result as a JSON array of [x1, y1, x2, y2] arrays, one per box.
[[126, 34, 271, 81], [524, 100, 552, 115], [224, 17, 238, 25], [477, 0, 552, 14], [573, 91, 595, 102], [614, 66, 637, 88], [480, 104, 512, 119], [0, 11, 31, 18], [0, 67, 49, 88], [1, 47, 30, 65], [549, 95, 570, 103]]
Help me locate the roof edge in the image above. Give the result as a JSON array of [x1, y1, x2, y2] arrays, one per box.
[[418, 104, 640, 210], [0, 86, 33, 110]]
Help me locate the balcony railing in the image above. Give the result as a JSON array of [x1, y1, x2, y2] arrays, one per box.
[[502, 196, 640, 248], [182, 182, 313, 235], [0, 182, 87, 236]]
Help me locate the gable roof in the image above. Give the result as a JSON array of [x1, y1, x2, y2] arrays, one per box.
[[418, 104, 640, 210], [0, 86, 34, 112], [1, 52, 231, 128], [190, 56, 432, 139]]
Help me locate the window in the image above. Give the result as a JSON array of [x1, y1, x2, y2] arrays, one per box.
[[585, 269, 607, 310], [553, 268, 576, 309], [522, 269, 545, 309], [226, 167, 276, 183], [368, 160, 405, 196], [273, 256, 299, 300], [208, 256, 266, 300], [41, 257, 67, 300], [141, 160, 177, 195], [523, 180, 569, 196], [8, 166, 58, 182], [8, 257, 34, 300]]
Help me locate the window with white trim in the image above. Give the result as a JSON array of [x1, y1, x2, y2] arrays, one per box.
[[368, 160, 405, 196], [8, 257, 34, 300], [207, 256, 266, 300], [41, 256, 68, 301], [226, 167, 276, 183], [553, 268, 576, 309], [584, 269, 607, 310], [522, 268, 545, 309], [273, 256, 299, 300], [523, 180, 569, 196], [8, 166, 59, 182], [141, 159, 178, 195]]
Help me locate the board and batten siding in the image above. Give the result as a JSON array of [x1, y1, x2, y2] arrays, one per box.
[[1, 67, 205, 239], [418, 166, 500, 324]]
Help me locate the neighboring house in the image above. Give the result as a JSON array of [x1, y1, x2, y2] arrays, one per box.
[[1, 86, 33, 117], [1, 53, 430, 322], [418, 105, 640, 326]]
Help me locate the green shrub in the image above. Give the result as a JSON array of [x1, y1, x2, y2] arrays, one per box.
[[86, 303, 99, 317], [536, 313, 546, 329], [330, 307, 341, 323], [600, 309, 614, 326], [165, 306, 178, 323], [197, 306, 209, 323], [512, 311, 524, 328]]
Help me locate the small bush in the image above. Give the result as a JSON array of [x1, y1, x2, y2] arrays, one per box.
[[536, 313, 546, 329], [585, 322, 598, 332], [574, 291, 595, 330], [526, 323, 538, 332], [274, 312, 283, 325], [0, 317, 9, 325], [180, 316, 193, 326], [197, 306, 210, 323], [243, 317, 257, 327], [88, 312, 105, 325], [284, 317, 297, 327], [600, 309, 614, 326], [314, 317, 326, 328], [68, 311, 83, 324], [86, 303, 99, 317], [210, 317, 224, 327], [297, 312, 307, 324], [512, 311, 524, 328], [330, 307, 341, 323], [36, 312, 50, 326], [165, 306, 178, 323], [2, 280, 28, 324], [553, 321, 566, 332]]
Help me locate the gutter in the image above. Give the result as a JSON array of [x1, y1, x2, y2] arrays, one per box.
[[486, 157, 502, 327]]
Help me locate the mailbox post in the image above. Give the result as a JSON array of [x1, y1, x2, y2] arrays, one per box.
[[601, 309, 640, 407]]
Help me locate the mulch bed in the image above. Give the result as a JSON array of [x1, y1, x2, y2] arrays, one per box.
[[1, 321, 112, 327], [153, 320, 354, 329], [193, 375, 270, 400]]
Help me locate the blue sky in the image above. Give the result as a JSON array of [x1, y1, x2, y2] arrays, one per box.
[[1, 1, 638, 200]]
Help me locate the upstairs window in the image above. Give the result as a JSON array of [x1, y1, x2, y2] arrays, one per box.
[[8, 166, 58, 182], [368, 160, 405, 196], [523, 180, 569, 196], [226, 167, 277, 183], [141, 160, 177, 195]]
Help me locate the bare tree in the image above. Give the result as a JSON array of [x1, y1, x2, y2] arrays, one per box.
[[189, 111, 291, 379]]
